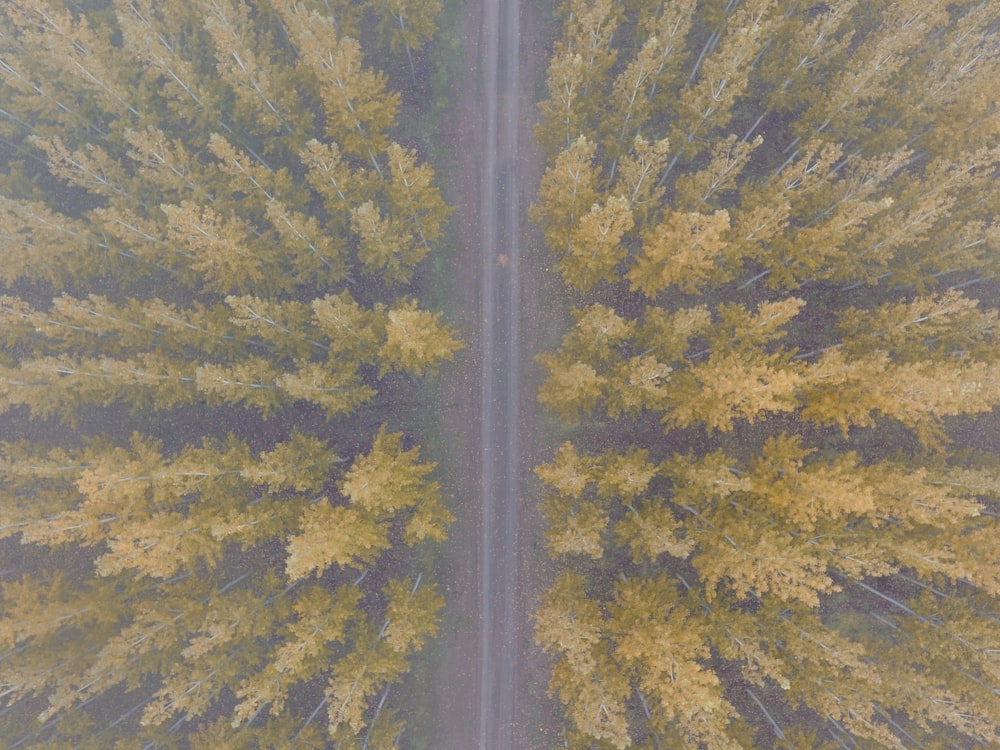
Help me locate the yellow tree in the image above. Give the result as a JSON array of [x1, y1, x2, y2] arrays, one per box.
[[161, 201, 283, 294], [530, 135, 602, 254], [351, 199, 420, 282], [612, 134, 670, 225], [628, 207, 732, 296], [202, 0, 295, 134], [384, 141, 453, 251], [285, 426, 452, 579], [0, 198, 115, 287], [378, 299, 464, 377], [531, 1, 1000, 746], [299, 137, 373, 234], [535, 0, 620, 154], [537, 49, 589, 154], [609, 576, 741, 748], [559, 195, 634, 291], [534, 571, 632, 750], [369, 0, 441, 54], [279, 2, 399, 159], [0, 0, 457, 746]]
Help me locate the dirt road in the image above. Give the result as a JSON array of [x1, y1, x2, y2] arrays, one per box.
[[427, 0, 556, 746], [478, 0, 522, 747]]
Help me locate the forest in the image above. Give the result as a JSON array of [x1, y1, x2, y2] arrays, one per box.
[[2, 0, 1000, 748], [530, 0, 1000, 747], [0, 0, 459, 746]]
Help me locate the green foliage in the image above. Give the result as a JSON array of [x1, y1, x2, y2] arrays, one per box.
[[532, 0, 1000, 747]]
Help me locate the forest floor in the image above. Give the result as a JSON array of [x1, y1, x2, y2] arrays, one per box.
[[424, 0, 561, 747]]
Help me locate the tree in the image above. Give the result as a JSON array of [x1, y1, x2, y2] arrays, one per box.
[[535, 0, 620, 154], [533, 570, 632, 749], [231, 585, 361, 725], [381, 575, 444, 653], [537, 49, 589, 154], [531, 1, 1000, 746], [378, 299, 464, 377], [284, 503, 384, 580], [0, 197, 123, 287], [384, 141, 453, 250], [612, 134, 670, 224], [299, 138, 372, 234], [351, 199, 420, 282], [340, 425, 440, 515], [608, 576, 740, 748], [285, 425, 452, 580], [530, 135, 602, 254], [279, 2, 399, 159], [160, 201, 280, 294], [536, 354, 607, 422], [369, 0, 441, 54], [559, 194, 634, 292], [0, 0, 457, 745], [202, 0, 300, 137], [627, 207, 732, 296]]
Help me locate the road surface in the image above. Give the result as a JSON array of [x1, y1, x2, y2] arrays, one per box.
[[478, 0, 521, 746]]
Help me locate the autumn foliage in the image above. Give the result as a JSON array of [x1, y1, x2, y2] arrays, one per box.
[[531, 0, 1000, 747], [0, 0, 457, 746]]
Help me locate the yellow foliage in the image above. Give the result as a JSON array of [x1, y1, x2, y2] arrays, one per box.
[[339, 425, 438, 516], [537, 355, 606, 421], [666, 352, 803, 432], [378, 299, 463, 376], [385, 141, 453, 246], [693, 520, 838, 607], [674, 134, 763, 211], [285, 502, 389, 580], [531, 1, 1000, 745], [615, 499, 693, 563], [403, 494, 455, 545], [606, 354, 672, 417], [543, 495, 607, 559], [537, 49, 588, 153], [530, 135, 601, 252], [161, 201, 270, 293], [563, 303, 635, 362], [382, 576, 444, 653], [535, 441, 594, 499], [560, 195, 634, 291], [596, 447, 658, 500], [628, 208, 731, 296], [351, 199, 419, 282], [310, 290, 383, 360], [0, 0, 455, 744], [278, 4, 398, 155], [613, 135, 669, 223], [610, 577, 736, 735]]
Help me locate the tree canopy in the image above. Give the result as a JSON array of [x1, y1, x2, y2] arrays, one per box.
[[531, 0, 1000, 747], [0, 0, 457, 745]]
